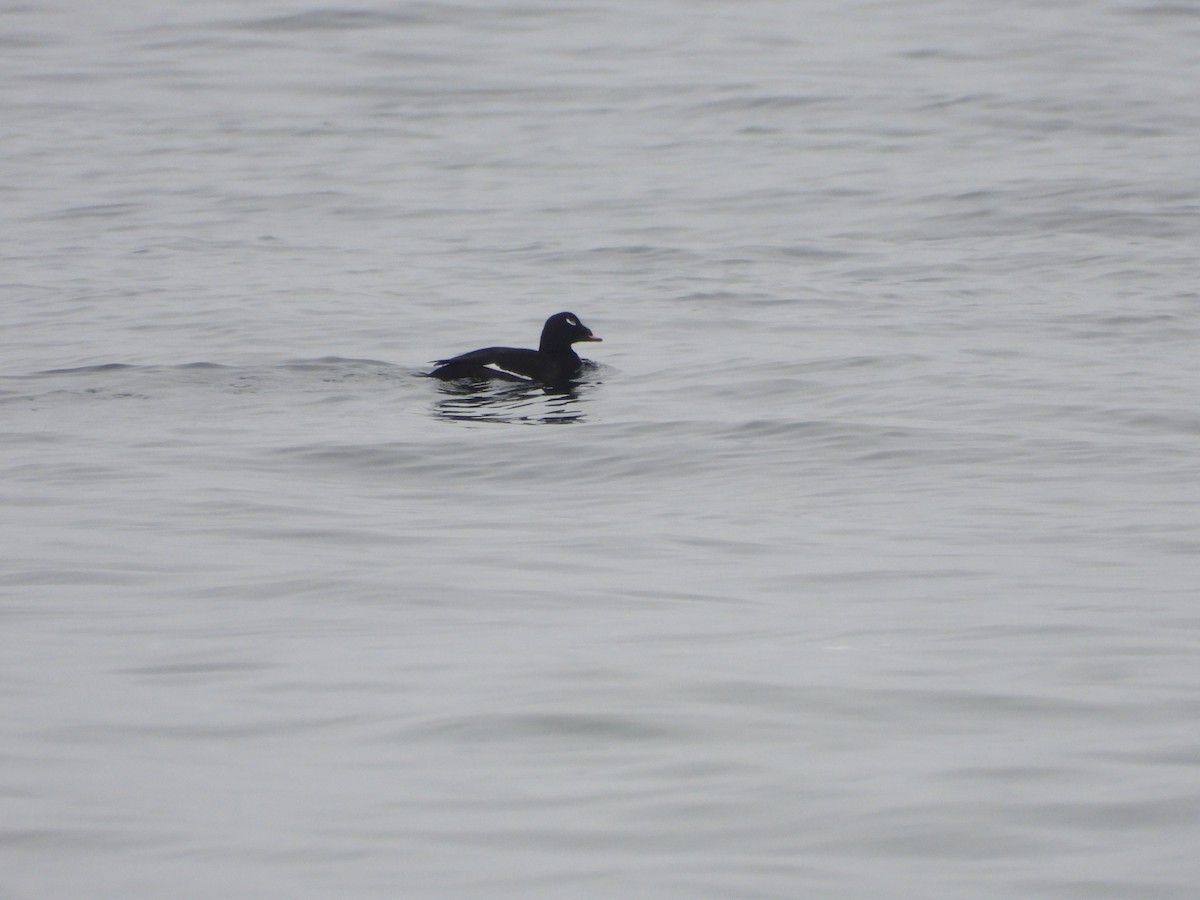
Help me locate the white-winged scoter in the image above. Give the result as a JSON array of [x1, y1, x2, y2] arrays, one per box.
[[429, 312, 602, 384]]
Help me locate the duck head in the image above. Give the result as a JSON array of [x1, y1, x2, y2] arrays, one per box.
[[540, 312, 602, 352]]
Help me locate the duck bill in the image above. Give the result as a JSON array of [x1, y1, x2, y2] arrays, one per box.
[[582, 334, 602, 342]]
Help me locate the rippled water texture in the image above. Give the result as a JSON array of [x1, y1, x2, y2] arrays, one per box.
[[3, 1, 1199, 897]]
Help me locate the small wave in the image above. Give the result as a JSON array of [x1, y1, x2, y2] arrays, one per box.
[[35, 361, 231, 376], [46, 203, 141, 221], [1123, 3, 1200, 17], [690, 94, 831, 113], [411, 711, 680, 742], [236, 9, 431, 32], [281, 356, 398, 369], [586, 244, 700, 262], [37, 363, 141, 376]]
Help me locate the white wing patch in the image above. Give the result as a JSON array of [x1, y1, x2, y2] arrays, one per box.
[[485, 363, 532, 380]]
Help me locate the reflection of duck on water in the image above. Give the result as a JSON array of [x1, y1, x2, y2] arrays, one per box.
[[429, 312, 602, 386], [433, 378, 589, 426]]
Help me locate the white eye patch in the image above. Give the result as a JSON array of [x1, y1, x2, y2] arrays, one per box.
[[564, 317, 578, 326]]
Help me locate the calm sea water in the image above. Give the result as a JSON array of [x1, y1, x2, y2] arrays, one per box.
[[4, 1, 1200, 897]]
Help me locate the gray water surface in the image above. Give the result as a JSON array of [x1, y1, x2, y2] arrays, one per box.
[[3, 1, 1199, 897]]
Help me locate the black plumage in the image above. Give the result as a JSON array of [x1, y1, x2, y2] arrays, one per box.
[[429, 312, 602, 384]]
